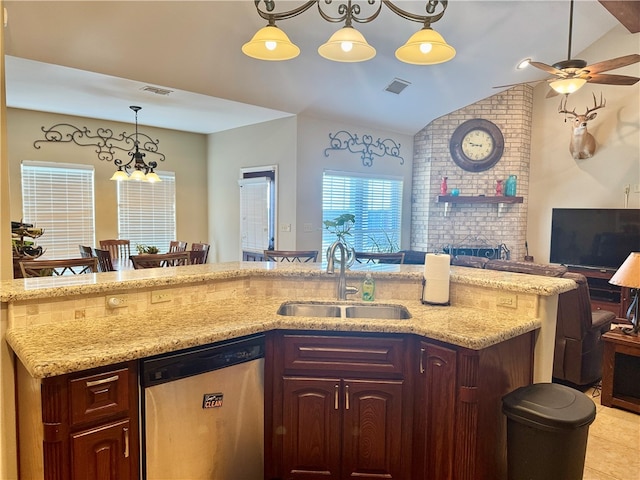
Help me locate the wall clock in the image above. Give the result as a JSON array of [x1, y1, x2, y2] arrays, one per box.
[[449, 119, 504, 172]]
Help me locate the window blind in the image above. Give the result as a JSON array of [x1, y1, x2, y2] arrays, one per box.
[[21, 161, 96, 260], [322, 170, 403, 259], [118, 171, 176, 253]]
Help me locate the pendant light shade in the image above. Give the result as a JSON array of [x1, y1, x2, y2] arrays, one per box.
[[110, 169, 129, 182], [145, 171, 161, 183], [318, 26, 376, 62], [129, 169, 147, 181], [395, 27, 455, 65], [549, 77, 587, 94], [242, 25, 300, 61]]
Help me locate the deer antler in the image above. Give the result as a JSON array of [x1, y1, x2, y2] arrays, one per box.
[[558, 96, 577, 119], [585, 92, 606, 116]]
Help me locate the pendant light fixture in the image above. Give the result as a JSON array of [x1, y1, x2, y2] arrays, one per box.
[[243, 0, 454, 65], [110, 106, 162, 182]]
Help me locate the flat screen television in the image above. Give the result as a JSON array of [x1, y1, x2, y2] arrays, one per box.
[[550, 208, 640, 271]]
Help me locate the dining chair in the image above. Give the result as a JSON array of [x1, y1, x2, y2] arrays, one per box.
[[78, 245, 94, 258], [99, 239, 131, 263], [93, 248, 116, 272], [355, 252, 406, 264], [19, 258, 99, 277], [191, 243, 210, 262], [169, 241, 188, 252], [263, 250, 319, 262], [189, 249, 208, 265], [130, 252, 191, 269]]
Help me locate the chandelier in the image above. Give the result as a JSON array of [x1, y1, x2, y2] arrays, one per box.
[[242, 0, 455, 65], [110, 106, 162, 182]]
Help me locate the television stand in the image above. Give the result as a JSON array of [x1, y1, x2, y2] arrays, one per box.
[[567, 266, 631, 320]]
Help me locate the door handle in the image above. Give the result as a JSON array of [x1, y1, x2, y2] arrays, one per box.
[[345, 384, 350, 410], [334, 384, 339, 410], [420, 348, 425, 374], [123, 426, 129, 458], [86, 374, 119, 388]]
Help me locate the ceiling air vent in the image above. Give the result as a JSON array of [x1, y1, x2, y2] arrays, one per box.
[[141, 85, 174, 96], [384, 78, 411, 95]]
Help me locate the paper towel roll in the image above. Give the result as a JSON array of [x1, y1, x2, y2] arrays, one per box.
[[422, 253, 450, 305]]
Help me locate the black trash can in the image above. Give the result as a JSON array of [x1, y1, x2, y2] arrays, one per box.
[[502, 383, 596, 480]]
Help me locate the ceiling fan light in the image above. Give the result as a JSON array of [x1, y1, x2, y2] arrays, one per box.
[[396, 27, 456, 65], [550, 77, 587, 94], [242, 25, 300, 61], [318, 26, 376, 62], [110, 169, 129, 182]]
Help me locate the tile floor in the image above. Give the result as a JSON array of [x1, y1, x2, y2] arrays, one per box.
[[582, 386, 640, 480]]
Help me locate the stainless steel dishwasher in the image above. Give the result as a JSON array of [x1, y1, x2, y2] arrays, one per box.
[[140, 334, 265, 480]]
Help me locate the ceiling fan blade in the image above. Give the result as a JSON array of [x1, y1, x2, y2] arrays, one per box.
[[529, 61, 567, 76], [585, 54, 640, 74], [587, 73, 640, 85]]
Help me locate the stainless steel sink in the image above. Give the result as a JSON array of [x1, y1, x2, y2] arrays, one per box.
[[277, 301, 411, 319], [344, 304, 411, 319], [276, 302, 341, 318]]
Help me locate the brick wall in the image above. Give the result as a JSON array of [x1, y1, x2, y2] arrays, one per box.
[[411, 85, 534, 261]]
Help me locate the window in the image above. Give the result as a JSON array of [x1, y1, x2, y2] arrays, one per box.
[[322, 171, 403, 258], [117, 171, 176, 253], [21, 161, 95, 259], [239, 167, 276, 256]]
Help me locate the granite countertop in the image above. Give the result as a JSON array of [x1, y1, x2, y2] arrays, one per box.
[[6, 295, 541, 379], [0, 261, 575, 302]]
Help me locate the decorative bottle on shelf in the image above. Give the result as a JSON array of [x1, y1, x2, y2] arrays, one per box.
[[440, 176, 448, 195], [495, 179, 503, 196], [362, 273, 375, 302], [505, 175, 517, 197]]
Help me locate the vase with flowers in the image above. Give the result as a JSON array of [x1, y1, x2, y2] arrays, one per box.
[[323, 213, 356, 267]]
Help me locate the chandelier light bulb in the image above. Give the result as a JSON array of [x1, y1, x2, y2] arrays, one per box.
[[265, 40, 277, 51], [341, 41, 353, 53], [419, 43, 433, 54]]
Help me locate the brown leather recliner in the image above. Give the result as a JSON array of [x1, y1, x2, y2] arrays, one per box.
[[468, 259, 616, 387], [553, 272, 616, 386]]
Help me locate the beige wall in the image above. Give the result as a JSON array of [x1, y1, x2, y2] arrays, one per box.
[[527, 25, 640, 263], [207, 116, 297, 262], [7, 108, 209, 248]]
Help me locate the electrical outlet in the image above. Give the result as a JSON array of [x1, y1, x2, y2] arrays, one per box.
[[280, 224, 291, 232], [303, 223, 313, 233], [151, 291, 173, 304], [634, 184, 640, 193], [106, 296, 128, 309], [497, 294, 517, 308]]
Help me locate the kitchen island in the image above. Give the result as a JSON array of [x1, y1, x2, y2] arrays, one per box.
[[2, 262, 575, 479]]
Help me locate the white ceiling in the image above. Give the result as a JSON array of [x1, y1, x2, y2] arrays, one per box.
[[2, 0, 628, 136]]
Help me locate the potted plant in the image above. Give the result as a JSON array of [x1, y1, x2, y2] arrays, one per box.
[[136, 244, 159, 254], [323, 213, 356, 266]]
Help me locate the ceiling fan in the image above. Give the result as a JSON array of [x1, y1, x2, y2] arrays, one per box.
[[496, 0, 640, 96]]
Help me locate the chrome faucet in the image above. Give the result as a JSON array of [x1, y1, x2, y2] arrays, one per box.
[[326, 240, 358, 300]]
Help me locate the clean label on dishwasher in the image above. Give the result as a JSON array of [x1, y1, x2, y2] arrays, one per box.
[[202, 393, 223, 409]]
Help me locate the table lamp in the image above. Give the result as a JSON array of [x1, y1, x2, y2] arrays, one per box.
[[609, 252, 640, 335]]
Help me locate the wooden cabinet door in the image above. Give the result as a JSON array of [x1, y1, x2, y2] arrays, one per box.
[[282, 377, 342, 480], [414, 342, 457, 480], [71, 419, 132, 480], [342, 379, 405, 480]]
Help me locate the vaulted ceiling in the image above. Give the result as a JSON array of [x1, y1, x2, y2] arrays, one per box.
[[3, 0, 635, 135]]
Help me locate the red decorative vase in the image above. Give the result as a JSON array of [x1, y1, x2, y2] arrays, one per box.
[[440, 177, 448, 195], [496, 179, 503, 196]]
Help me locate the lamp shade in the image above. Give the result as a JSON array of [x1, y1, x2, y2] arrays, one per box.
[[549, 77, 587, 95], [395, 27, 456, 65], [145, 171, 162, 183], [242, 25, 300, 61], [129, 169, 147, 181], [318, 26, 376, 62], [609, 252, 640, 288], [110, 170, 129, 182]]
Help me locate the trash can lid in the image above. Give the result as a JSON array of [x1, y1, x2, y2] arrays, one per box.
[[502, 383, 596, 431]]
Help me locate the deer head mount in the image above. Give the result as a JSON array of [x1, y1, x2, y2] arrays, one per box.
[[558, 93, 606, 160]]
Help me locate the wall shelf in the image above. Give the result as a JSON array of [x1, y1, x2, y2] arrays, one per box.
[[437, 195, 523, 216]]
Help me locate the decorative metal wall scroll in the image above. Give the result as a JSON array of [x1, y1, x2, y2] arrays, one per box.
[[324, 130, 404, 167], [33, 123, 165, 166]]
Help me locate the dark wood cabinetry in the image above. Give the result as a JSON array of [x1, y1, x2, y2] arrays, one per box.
[[568, 266, 631, 318], [16, 361, 139, 480], [266, 332, 412, 480]]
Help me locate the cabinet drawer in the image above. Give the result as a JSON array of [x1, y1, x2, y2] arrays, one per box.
[[283, 334, 405, 376], [69, 367, 129, 426]]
